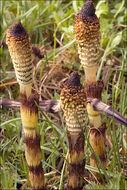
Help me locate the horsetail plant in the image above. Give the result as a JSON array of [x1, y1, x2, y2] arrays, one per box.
[[60, 72, 86, 190], [6, 22, 45, 189], [74, 0, 107, 180]]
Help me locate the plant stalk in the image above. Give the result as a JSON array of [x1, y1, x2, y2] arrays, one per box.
[[74, 0, 107, 181], [60, 72, 86, 189], [6, 22, 45, 189]]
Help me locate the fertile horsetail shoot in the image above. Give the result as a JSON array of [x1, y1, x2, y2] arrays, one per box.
[[60, 72, 86, 190], [74, 0, 107, 180], [1, 1, 126, 189], [6, 22, 45, 190], [6, 22, 33, 98]]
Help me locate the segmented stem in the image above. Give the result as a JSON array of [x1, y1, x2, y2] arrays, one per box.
[[74, 0, 107, 180], [6, 22, 45, 189], [21, 93, 45, 189], [60, 72, 86, 189]]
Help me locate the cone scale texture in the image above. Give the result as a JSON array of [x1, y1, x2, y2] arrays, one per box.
[[6, 22, 45, 189], [74, 0, 107, 181], [74, 0, 100, 83], [6, 22, 33, 97], [60, 72, 86, 189]]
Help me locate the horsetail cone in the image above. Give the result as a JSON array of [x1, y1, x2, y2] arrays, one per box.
[[6, 23, 45, 189], [6, 22, 33, 98], [60, 72, 86, 189], [60, 72, 86, 133], [74, 1, 107, 180], [74, 0, 100, 83]]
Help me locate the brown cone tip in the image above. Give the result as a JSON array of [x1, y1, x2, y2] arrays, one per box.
[[79, 0, 96, 20], [65, 72, 80, 87], [8, 22, 27, 37]]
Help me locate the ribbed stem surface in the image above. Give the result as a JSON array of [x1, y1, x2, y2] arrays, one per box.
[[21, 94, 45, 189], [60, 72, 86, 189], [74, 0, 107, 180], [6, 22, 45, 189]]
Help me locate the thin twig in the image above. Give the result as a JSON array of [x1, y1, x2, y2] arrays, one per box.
[[1, 97, 127, 126]]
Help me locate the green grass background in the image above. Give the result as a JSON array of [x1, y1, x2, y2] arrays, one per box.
[[0, 0, 127, 189]]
